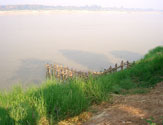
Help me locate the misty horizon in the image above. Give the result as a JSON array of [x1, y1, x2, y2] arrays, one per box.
[[0, 4, 163, 12], [0, 0, 163, 10]]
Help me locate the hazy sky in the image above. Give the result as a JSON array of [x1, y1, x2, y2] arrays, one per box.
[[0, 0, 163, 10]]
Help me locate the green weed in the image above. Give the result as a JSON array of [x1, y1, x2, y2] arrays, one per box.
[[0, 46, 162, 124]]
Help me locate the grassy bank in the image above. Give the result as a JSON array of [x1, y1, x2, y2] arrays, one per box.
[[0, 46, 163, 124]]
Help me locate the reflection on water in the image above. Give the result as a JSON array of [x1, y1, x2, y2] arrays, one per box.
[[111, 51, 143, 62], [60, 50, 112, 71], [10, 59, 48, 84]]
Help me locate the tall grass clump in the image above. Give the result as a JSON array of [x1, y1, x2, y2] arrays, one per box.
[[0, 46, 162, 124], [0, 79, 90, 124], [95, 46, 163, 94]]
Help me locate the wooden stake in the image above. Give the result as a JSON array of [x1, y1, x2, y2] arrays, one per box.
[[121, 61, 124, 70], [115, 63, 117, 72], [126, 61, 129, 68]]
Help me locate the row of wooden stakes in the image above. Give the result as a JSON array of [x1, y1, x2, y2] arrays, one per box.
[[46, 60, 135, 80]]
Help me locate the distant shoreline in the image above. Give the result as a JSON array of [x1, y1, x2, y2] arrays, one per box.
[[0, 10, 163, 15], [1, 5, 162, 15]]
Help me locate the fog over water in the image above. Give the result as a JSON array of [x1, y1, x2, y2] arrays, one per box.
[[0, 11, 162, 89]]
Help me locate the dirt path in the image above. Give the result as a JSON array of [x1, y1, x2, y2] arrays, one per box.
[[84, 82, 163, 125], [59, 82, 163, 125]]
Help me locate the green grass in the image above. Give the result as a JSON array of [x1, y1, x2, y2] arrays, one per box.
[[0, 46, 163, 124]]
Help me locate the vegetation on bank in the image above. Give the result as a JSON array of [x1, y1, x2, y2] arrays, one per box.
[[0, 46, 162, 124]]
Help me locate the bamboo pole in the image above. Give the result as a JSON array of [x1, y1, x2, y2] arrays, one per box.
[[46, 64, 50, 79], [65, 69, 68, 80], [115, 63, 117, 72], [46, 60, 136, 80], [126, 61, 129, 68], [49, 64, 52, 79], [54, 64, 57, 78], [57, 65, 60, 79], [51, 64, 54, 78], [121, 61, 124, 70]]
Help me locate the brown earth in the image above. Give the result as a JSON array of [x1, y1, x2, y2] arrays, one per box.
[[58, 82, 163, 125]]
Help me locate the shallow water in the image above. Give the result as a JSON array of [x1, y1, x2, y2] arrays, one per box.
[[0, 11, 162, 89]]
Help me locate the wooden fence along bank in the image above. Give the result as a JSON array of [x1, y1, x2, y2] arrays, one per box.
[[46, 60, 135, 80]]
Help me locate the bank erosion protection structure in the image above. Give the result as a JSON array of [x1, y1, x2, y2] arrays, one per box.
[[46, 60, 135, 81]]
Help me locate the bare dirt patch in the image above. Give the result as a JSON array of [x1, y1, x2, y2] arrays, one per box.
[[58, 82, 163, 125], [84, 82, 163, 125]]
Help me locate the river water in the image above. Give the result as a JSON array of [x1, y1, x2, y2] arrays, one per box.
[[0, 11, 162, 89]]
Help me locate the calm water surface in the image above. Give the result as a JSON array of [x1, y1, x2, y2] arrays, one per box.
[[0, 11, 163, 89]]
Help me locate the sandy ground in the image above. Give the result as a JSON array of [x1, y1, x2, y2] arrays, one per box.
[[59, 82, 163, 125]]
